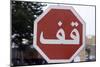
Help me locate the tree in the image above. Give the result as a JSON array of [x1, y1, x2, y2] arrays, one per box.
[[11, 1, 47, 65]]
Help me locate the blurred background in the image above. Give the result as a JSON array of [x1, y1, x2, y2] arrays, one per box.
[[11, 0, 96, 66]]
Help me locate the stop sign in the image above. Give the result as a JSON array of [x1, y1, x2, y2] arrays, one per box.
[[33, 6, 85, 63]]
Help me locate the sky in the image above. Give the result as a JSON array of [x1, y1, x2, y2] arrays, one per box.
[[42, 3, 95, 36]]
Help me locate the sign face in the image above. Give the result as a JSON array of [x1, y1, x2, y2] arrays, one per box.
[[34, 6, 85, 63]]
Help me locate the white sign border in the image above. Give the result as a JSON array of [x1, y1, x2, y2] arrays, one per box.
[[33, 5, 85, 63]]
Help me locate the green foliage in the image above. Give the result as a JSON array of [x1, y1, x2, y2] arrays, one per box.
[[12, 1, 46, 46]]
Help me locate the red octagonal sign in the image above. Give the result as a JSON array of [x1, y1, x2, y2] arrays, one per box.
[[33, 6, 85, 63]]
